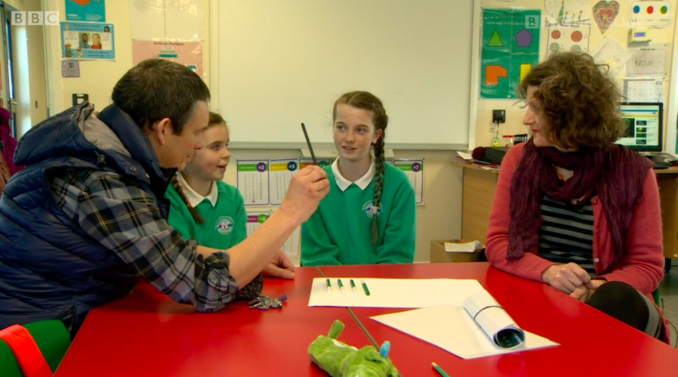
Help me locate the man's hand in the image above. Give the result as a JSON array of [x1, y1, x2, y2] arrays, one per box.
[[262, 250, 295, 279], [278, 166, 329, 224], [541, 263, 591, 294]]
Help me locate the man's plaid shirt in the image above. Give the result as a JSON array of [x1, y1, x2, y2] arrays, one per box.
[[49, 168, 241, 311]]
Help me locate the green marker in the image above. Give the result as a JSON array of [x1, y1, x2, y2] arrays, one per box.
[[326, 278, 332, 296], [349, 279, 358, 296], [361, 280, 371, 296], [432, 362, 451, 377], [337, 279, 346, 296]]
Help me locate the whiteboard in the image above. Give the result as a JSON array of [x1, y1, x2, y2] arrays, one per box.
[[216, 0, 473, 149]]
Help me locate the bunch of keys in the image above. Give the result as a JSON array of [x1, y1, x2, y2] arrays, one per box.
[[248, 295, 287, 310]]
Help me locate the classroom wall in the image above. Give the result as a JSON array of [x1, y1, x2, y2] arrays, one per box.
[[34, 0, 465, 263], [43, 0, 132, 111], [4, 0, 46, 136], [42, 0, 211, 114], [223, 149, 463, 264], [473, 0, 678, 148]]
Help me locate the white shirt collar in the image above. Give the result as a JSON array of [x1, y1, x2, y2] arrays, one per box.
[[176, 173, 218, 208], [331, 157, 375, 192]]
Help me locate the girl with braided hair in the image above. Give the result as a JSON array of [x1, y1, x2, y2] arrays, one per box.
[[166, 112, 295, 279], [301, 91, 415, 266]]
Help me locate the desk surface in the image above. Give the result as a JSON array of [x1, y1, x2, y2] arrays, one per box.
[[54, 267, 369, 377], [319, 263, 678, 377], [54, 263, 678, 377], [451, 159, 678, 177]]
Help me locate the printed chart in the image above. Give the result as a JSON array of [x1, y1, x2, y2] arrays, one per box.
[[394, 160, 424, 205], [624, 78, 664, 103], [481, 9, 541, 99], [237, 160, 269, 205], [245, 210, 270, 236], [269, 158, 299, 205], [300, 158, 331, 169], [629, 1, 671, 27]]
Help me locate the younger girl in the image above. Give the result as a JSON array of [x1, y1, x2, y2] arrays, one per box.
[[167, 112, 294, 278], [301, 91, 415, 266]]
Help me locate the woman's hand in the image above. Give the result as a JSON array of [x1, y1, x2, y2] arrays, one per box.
[[541, 263, 591, 294], [586, 279, 606, 291], [569, 285, 590, 302]]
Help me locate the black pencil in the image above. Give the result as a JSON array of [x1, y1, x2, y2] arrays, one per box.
[[301, 123, 317, 165]]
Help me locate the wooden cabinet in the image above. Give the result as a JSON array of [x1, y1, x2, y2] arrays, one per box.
[[452, 161, 678, 260]]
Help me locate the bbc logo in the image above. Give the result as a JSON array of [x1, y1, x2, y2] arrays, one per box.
[[11, 12, 59, 26]]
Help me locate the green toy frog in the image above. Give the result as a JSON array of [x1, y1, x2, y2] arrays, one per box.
[[308, 320, 399, 377]]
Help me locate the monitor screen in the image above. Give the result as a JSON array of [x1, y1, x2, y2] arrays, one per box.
[[616, 102, 663, 152]]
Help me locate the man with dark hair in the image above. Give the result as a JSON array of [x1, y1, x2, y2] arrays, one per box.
[[0, 59, 329, 334]]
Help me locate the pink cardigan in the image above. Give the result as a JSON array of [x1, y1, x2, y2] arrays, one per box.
[[486, 142, 664, 294]]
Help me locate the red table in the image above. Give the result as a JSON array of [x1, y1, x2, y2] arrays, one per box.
[[54, 263, 678, 377], [54, 267, 369, 377], [318, 263, 678, 377]]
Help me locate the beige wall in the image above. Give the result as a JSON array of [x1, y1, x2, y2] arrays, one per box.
[[473, 0, 678, 148], [4, 0, 46, 135], [34, 0, 678, 263], [43, 0, 132, 111], [222, 149, 462, 265]]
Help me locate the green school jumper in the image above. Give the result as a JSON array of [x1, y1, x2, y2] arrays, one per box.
[[301, 163, 416, 266], [166, 180, 247, 250]]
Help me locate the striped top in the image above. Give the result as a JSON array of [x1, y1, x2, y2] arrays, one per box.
[[537, 195, 595, 274]]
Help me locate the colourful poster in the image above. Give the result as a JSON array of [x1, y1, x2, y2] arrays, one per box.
[[65, 0, 106, 22], [394, 159, 424, 205], [481, 9, 541, 99], [546, 23, 591, 59], [61, 22, 114, 60], [629, 1, 671, 27], [132, 40, 204, 78], [544, 0, 591, 26]]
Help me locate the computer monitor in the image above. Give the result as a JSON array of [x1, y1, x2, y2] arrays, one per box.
[[616, 102, 663, 152]]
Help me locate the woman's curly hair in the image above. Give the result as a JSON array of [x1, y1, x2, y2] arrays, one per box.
[[517, 52, 623, 149]]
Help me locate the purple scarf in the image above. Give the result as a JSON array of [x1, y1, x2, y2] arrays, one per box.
[[507, 138, 652, 273]]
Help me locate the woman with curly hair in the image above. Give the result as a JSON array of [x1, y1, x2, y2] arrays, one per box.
[[485, 52, 668, 342]]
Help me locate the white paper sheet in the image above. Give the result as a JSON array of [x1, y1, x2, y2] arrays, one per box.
[[444, 241, 484, 253], [591, 37, 632, 76], [626, 44, 669, 76], [308, 278, 485, 308], [544, 0, 591, 25], [463, 291, 524, 348], [545, 23, 591, 60], [371, 305, 558, 359], [624, 78, 664, 103], [456, 151, 473, 161]]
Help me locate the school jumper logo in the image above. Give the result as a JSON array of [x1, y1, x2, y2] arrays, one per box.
[[215, 216, 234, 235], [362, 201, 383, 219]]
